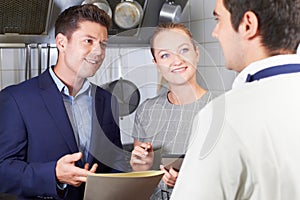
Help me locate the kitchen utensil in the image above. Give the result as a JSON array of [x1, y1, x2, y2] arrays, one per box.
[[37, 43, 42, 75], [82, 0, 112, 18], [25, 44, 32, 80], [106, 78, 140, 117], [46, 44, 51, 69], [159, 1, 182, 23], [114, 0, 144, 29], [105, 51, 140, 117]]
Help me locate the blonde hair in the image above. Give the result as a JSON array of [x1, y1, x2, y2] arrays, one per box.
[[150, 23, 196, 93], [150, 23, 195, 61]]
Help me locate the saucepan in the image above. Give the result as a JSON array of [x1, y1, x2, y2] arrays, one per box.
[[159, 0, 182, 23], [82, 0, 112, 18], [114, 0, 144, 29]]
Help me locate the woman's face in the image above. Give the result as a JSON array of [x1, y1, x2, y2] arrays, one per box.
[[152, 28, 200, 87]]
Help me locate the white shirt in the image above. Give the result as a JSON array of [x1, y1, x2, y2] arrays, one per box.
[[171, 54, 300, 200], [232, 54, 300, 89]]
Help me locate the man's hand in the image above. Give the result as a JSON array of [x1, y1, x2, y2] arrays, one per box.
[[56, 152, 98, 187]]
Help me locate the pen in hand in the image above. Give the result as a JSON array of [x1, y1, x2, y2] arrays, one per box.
[[143, 146, 148, 152], [141, 142, 152, 155], [130, 141, 154, 171]]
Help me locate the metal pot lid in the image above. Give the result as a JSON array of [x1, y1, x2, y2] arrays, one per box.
[[114, 1, 144, 29]]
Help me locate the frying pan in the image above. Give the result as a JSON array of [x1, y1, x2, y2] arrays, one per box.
[[105, 52, 140, 117], [106, 78, 140, 117], [114, 0, 144, 29]]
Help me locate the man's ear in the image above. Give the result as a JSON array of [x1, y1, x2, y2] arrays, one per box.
[[239, 11, 259, 39], [56, 33, 67, 51]]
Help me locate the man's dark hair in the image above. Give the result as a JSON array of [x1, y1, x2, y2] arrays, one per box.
[[55, 4, 111, 39], [223, 0, 300, 54]]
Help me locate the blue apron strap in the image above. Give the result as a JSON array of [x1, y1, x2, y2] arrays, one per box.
[[246, 64, 300, 82]]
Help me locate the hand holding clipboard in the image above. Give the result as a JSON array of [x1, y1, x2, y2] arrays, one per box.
[[161, 154, 185, 171]]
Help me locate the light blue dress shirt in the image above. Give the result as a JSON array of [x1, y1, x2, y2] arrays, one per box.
[[49, 67, 92, 162]]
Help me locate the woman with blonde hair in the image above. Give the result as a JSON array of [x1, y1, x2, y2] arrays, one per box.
[[130, 23, 216, 199]]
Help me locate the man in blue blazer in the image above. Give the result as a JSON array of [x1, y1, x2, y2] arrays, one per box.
[[0, 4, 126, 200]]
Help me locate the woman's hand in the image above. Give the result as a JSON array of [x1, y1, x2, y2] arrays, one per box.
[[130, 141, 154, 171], [160, 165, 179, 187]]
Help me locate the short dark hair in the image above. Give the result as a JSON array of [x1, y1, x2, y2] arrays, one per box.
[[55, 4, 111, 39], [223, 0, 300, 54]]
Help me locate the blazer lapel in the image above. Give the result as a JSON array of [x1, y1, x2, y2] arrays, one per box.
[[39, 70, 79, 154], [93, 86, 105, 124], [87, 85, 104, 164]]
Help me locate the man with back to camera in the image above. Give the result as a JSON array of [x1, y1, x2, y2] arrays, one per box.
[[0, 4, 126, 200], [171, 0, 300, 199]]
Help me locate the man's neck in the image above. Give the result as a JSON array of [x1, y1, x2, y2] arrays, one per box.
[[53, 65, 85, 96]]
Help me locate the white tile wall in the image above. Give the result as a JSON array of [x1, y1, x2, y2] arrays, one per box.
[[189, 0, 204, 21], [0, 0, 236, 144], [190, 21, 205, 43], [0, 47, 56, 89], [193, 0, 236, 93], [204, 18, 218, 42], [203, 0, 216, 19], [202, 43, 219, 66], [0, 49, 25, 88]]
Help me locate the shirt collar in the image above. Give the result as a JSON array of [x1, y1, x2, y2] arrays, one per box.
[[232, 54, 300, 89], [49, 66, 91, 97]]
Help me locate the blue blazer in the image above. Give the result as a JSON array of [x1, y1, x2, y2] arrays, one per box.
[[0, 69, 126, 200]]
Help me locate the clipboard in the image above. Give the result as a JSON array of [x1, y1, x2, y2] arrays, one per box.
[[161, 154, 185, 171], [83, 170, 164, 200]]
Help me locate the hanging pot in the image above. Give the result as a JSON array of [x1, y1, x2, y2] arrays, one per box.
[[159, 1, 182, 23], [114, 0, 144, 29], [82, 0, 112, 19]]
